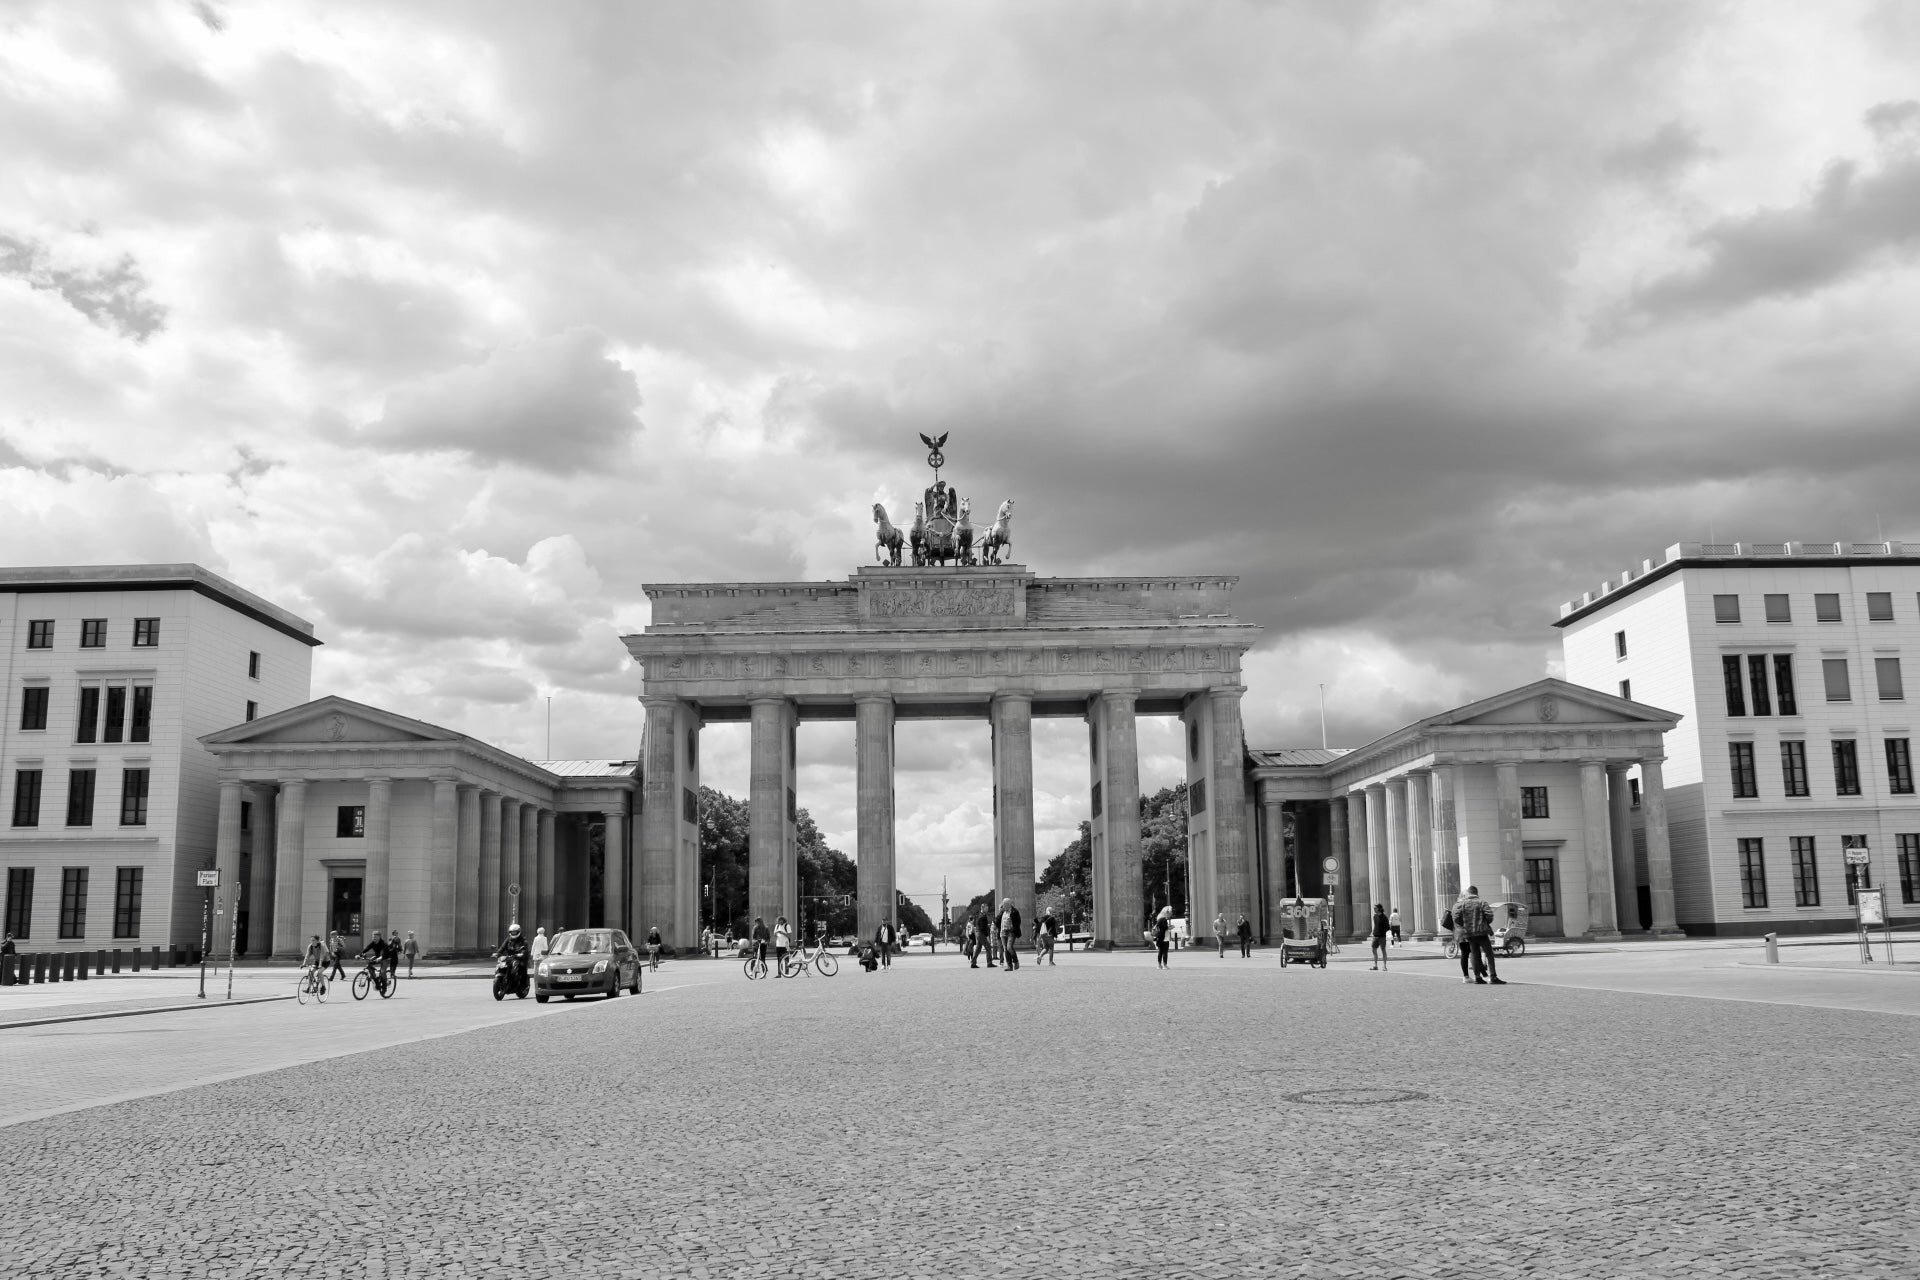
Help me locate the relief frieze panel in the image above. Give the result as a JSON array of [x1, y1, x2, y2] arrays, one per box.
[[647, 641, 1245, 689], [868, 587, 1015, 618]]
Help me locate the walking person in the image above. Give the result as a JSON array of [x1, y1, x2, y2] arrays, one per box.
[[964, 917, 979, 968], [326, 931, 347, 981], [1214, 912, 1228, 957], [875, 919, 894, 969], [1369, 905, 1389, 970], [1036, 914, 1056, 965], [1389, 907, 1403, 946], [531, 925, 550, 968], [772, 916, 792, 976], [1236, 914, 1253, 958], [401, 931, 419, 977], [1151, 905, 1173, 967], [1000, 902, 1022, 971], [386, 930, 402, 984], [1443, 904, 1471, 981], [1455, 885, 1505, 984], [983, 909, 999, 968]]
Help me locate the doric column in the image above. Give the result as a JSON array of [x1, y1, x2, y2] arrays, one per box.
[[1429, 764, 1460, 925], [1100, 689, 1144, 944], [1259, 790, 1284, 936], [603, 807, 627, 934], [363, 778, 392, 943], [1606, 765, 1638, 932], [1344, 792, 1370, 939], [1494, 762, 1524, 901], [1327, 793, 1351, 939], [855, 695, 898, 943], [749, 697, 792, 931], [500, 799, 523, 933], [428, 776, 458, 956], [1364, 784, 1388, 919], [1206, 685, 1251, 923], [246, 786, 276, 957], [1579, 761, 1621, 940], [639, 696, 680, 942], [456, 785, 481, 952], [272, 779, 307, 958], [477, 790, 501, 948], [1384, 776, 1409, 925], [1641, 758, 1682, 936], [214, 779, 244, 960], [991, 690, 1036, 943], [537, 808, 557, 930], [1407, 771, 1436, 939], [518, 803, 539, 928]]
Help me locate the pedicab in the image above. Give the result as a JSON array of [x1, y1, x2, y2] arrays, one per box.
[[1277, 897, 1332, 969], [1491, 901, 1530, 957]]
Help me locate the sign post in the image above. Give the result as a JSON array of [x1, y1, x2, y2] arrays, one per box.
[[1845, 844, 1874, 963], [508, 882, 520, 927], [225, 882, 242, 1000], [195, 869, 219, 1000], [1857, 886, 1894, 965]]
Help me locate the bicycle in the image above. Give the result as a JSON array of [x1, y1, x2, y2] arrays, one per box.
[[351, 957, 396, 1001], [781, 934, 838, 978], [1319, 921, 1340, 956], [294, 965, 328, 1005], [743, 948, 768, 980]]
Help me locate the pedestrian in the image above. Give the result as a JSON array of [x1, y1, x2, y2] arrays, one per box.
[[386, 930, 401, 983], [1236, 914, 1253, 958], [1389, 907, 1403, 945], [700, 926, 711, 958], [646, 925, 662, 971], [1455, 885, 1505, 984], [1369, 905, 1389, 970], [1443, 904, 1470, 981], [1214, 912, 1227, 957], [326, 931, 347, 981], [1001, 902, 1022, 971], [722, 929, 735, 957], [983, 909, 999, 968], [1151, 905, 1172, 968], [749, 916, 769, 968], [1035, 914, 1054, 966], [875, 919, 894, 969], [773, 915, 792, 976], [964, 917, 979, 968], [402, 930, 419, 977]]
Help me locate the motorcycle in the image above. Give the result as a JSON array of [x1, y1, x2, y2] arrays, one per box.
[[492, 954, 530, 1001]]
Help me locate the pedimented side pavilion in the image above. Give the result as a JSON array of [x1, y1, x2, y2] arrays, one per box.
[[624, 565, 1262, 948]]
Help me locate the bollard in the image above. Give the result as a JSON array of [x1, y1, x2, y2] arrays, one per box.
[[66, 953, 78, 981], [112, 948, 122, 973], [35, 953, 49, 983], [1, 954, 12, 985], [48, 953, 61, 983], [78, 953, 88, 981], [1764, 933, 1779, 964], [96, 949, 105, 976], [153, 946, 163, 970]]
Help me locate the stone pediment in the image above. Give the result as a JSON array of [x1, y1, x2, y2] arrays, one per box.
[[1431, 679, 1674, 729], [201, 696, 460, 746]]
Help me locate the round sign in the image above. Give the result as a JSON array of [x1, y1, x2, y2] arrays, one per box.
[[1321, 856, 1338, 873], [508, 883, 521, 897]]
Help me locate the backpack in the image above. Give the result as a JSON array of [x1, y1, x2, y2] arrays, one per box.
[[1441, 909, 1455, 932]]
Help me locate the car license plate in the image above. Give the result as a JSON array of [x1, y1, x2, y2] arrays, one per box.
[[558, 974, 582, 983]]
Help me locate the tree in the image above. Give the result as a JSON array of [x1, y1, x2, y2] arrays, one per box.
[[1139, 783, 1189, 922], [699, 787, 862, 938], [1039, 822, 1090, 928]]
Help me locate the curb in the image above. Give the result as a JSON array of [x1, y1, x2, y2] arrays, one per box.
[[0, 994, 295, 1032]]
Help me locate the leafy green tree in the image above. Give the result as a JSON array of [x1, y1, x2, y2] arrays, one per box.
[[1140, 783, 1189, 922], [698, 786, 752, 936], [1039, 822, 1090, 928]]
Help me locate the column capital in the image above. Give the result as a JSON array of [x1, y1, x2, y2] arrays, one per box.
[[1097, 687, 1138, 708], [853, 691, 895, 707], [364, 776, 393, 787], [1605, 761, 1634, 776], [429, 773, 459, 786], [1385, 774, 1409, 792], [278, 776, 307, 792], [1205, 683, 1248, 701], [1364, 781, 1387, 795], [639, 694, 682, 711], [989, 688, 1034, 706], [219, 777, 245, 793]]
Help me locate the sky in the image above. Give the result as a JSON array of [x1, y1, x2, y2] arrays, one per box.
[[5, 1, 1920, 906]]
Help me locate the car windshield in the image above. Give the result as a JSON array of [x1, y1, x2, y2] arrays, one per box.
[[551, 931, 611, 955]]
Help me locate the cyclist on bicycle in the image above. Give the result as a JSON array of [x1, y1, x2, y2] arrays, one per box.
[[356, 933, 392, 993], [493, 923, 530, 988], [300, 934, 327, 987], [749, 916, 769, 967]]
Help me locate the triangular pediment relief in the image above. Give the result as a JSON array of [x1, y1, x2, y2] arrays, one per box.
[[201, 696, 461, 747], [1433, 678, 1677, 729]]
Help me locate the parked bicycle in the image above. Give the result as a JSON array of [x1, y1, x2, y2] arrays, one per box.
[[743, 949, 769, 980], [295, 966, 328, 1005], [351, 957, 396, 1001], [782, 933, 839, 978]]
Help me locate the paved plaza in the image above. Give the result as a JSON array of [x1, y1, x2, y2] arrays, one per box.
[[1, 942, 1916, 1278]]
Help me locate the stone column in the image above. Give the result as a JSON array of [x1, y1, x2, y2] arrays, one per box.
[[500, 799, 524, 933], [1641, 758, 1682, 936], [428, 777, 458, 956], [537, 808, 557, 931], [1494, 762, 1524, 901], [639, 696, 680, 942], [1363, 784, 1388, 920], [1098, 690, 1144, 944], [214, 779, 244, 960], [1344, 792, 1370, 940], [1607, 764, 1638, 932], [1260, 790, 1284, 936], [456, 785, 481, 952], [749, 697, 792, 932], [1328, 792, 1351, 939], [604, 808, 627, 935], [271, 779, 307, 958], [363, 778, 392, 943], [1206, 685, 1251, 923], [477, 790, 501, 948], [853, 695, 897, 942], [1429, 764, 1460, 925], [991, 690, 1036, 943], [1579, 761, 1621, 940], [246, 786, 276, 958], [519, 803, 539, 929], [1407, 771, 1436, 939], [1384, 776, 1409, 925]]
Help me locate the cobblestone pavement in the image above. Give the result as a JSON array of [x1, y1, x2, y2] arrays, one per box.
[[1, 951, 1915, 1278]]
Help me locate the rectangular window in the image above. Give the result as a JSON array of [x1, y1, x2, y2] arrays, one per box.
[[75, 685, 99, 743], [1713, 594, 1741, 623], [1619, 679, 1632, 701], [1791, 837, 1820, 907], [1823, 659, 1851, 702], [1614, 630, 1627, 658], [1875, 657, 1904, 701], [1629, 778, 1641, 808], [336, 805, 365, 838], [1738, 838, 1768, 908], [1898, 834, 1920, 906], [79, 618, 106, 648], [1188, 778, 1207, 815], [1722, 655, 1747, 716], [245, 700, 258, 722], [58, 867, 87, 939], [1764, 594, 1791, 623], [1521, 786, 1549, 818], [130, 685, 152, 743], [1815, 593, 1842, 623], [131, 617, 159, 646], [102, 685, 127, 743], [1524, 858, 1558, 916], [1728, 742, 1759, 798], [240, 800, 251, 832], [120, 768, 149, 826], [1866, 591, 1894, 622], [1844, 839, 1870, 904], [1774, 655, 1798, 715], [682, 787, 697, 824], [1747, 655, 1772, 716], [1887, 738, 1915, 795], [113, 867, 142, 938], [66, 769, 95, 827], [26, 620, 53, 649], [11, 769, 42, 827], [1780, 740, 1809, 797], [247, 651, 261, 679], [1833, 740, 1861, 796], [19, 686, 49, 731], [4, 867, 33, 939]]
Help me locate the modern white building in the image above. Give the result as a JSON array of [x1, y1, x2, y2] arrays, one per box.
[[1558, 541, 1920, 935], [1, 565, 319, 952]]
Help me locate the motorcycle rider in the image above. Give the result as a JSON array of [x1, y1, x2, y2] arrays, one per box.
[[494, 923, 531, 992]]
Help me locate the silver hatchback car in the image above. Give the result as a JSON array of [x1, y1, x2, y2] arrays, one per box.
[[534, 929, 643, 1002]]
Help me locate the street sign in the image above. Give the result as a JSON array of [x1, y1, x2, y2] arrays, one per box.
[[1858, 887, 1886, 926], [197, 870, 220, 887], [508, 883, 521, 897], [1845, 848, 1870, 866], [1321, 856, 1338, 873], [1325, 872, 1341, 885]]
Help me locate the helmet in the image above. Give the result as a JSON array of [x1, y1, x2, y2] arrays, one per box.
[[508, 924, 521, 936]]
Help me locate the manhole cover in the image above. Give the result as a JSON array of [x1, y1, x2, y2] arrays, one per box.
[[1283, 1087, 1429, 1107]]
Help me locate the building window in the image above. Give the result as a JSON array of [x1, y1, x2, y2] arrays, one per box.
[[26, 620, 53, 649], [1898, 833, 1920, 905], [1844, 838, 1870, 904], [1791, 837, 1820, 907], [1713, 594, 1741, 623], [1729, 742, 1759, 798], [1866, 591, 1894, 622], [1747, 655, 1772, 716], [120, 768, 149, 826], [240, 800, 251, 832], [1815, 593, 1842, 623], [19, 686, 49, 731], [1875, 657, 1904, 701], [75, 685, 99, 743], [66, 769, 95, 827], [1822, 659, 1851, 703], [102, 685, 127, 743], [4, 867, 33, 939], [1887, 738, 1915, 795], [130, 686, 152, 743], [1764, 594, 1791, 623], [682, 787, 697, 824], [1618, 679, 1631, 701], [1774, 655, 1798, 715], [1614, 630, 1627, 658], [113, 867, 142, 938], [132, 618, 160, 647], [1780, 740, 1810, 797], [57, 868, 88, 939], [1833, 740, 1861, 796], [1091, 781, 1102, 817], [247, 650, 262, 679], [336, 805, 365, 838], [1189, 778, 1207, 815], [1521, 786, 1549, 819], [1737, 838, 1768, 908], [11, 769, 42, 827], [1629, 778, 1641, 808], [1722, 656, 1747, 716], [1524, 858, 1558, 916], [245, 700, 258, 722], [79, 618, 107, 648]]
